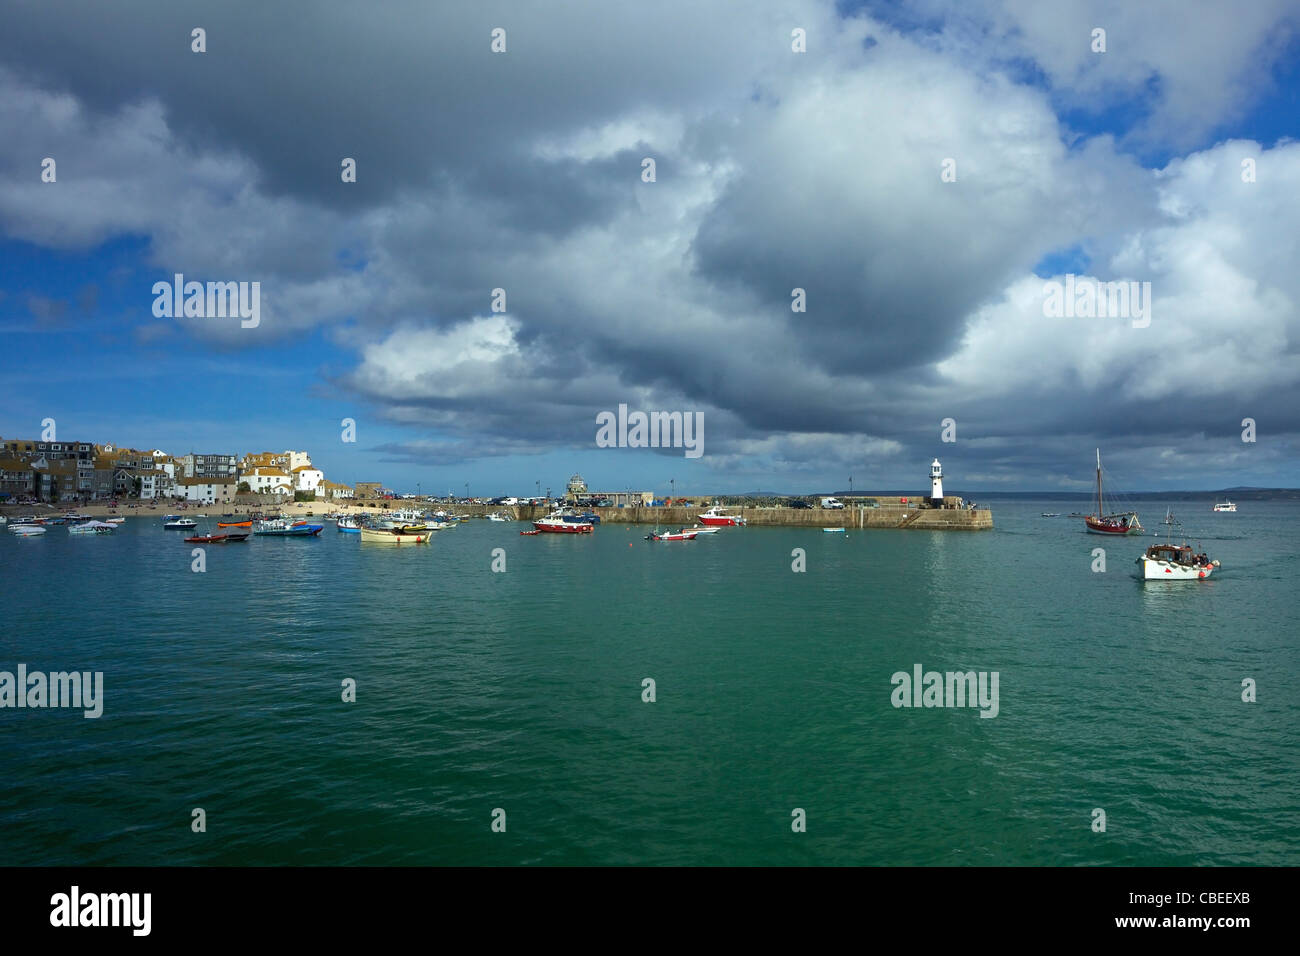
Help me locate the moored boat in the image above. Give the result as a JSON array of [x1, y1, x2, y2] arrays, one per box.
[[217, 519, 253, 528], [697, 506, 746, 527], [185, 533, 228, 543], [254, 519, 323, 536], [164, 517, 197, 529], [68, 520, 117, 535], [360, 525, 431, 544], [1212, 499, 1237, 512], [337, 516, 362, 533], [646, 528, 698, 541], [533, 511, 593, 533], [10, 524, 46, 536], [822, 527, 846, 533]]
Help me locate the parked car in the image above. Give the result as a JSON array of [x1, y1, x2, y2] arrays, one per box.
[[787, 498, 812, 509]]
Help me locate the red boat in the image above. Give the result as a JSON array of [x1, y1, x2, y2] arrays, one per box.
[[1084, 449, 1143, 536], [184, 532, 249, 543], [697, 506, 745, 527], [533, 512, 593, 533]]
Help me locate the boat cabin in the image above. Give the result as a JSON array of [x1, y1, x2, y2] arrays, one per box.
[[1144, 544, 1197, 566]]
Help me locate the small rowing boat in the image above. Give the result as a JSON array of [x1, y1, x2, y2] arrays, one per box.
[[217, 520, 252, 528]]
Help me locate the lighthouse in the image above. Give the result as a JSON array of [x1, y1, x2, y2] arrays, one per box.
[[929, 458, 944, 507]]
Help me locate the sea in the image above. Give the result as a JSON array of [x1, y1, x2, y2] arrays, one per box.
[[1, 501, 1295, 866]]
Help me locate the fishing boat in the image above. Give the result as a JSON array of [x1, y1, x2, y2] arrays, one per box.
[[68, 520, 116, 535], [645, 528, 698, 541], [253, 519, 323, 536], [217, 519, 253, 528], [1136, 511, 1218, 580], [1212, 500, 1237, 512], [1084, 450, 1142, 535], [533, 511, 593, 533], [360, 525, 431, 544], [164, 517, 197, 529], [698, 506, 746, 527]]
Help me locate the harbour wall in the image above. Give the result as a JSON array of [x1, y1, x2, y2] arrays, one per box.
[[517, 504, 993, 530]]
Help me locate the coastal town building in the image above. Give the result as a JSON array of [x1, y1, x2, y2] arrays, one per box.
[[292, 465, 324, 495], [176, 476, 238, 503], [177, 453, 238, 480], [240, 466, 295, 496], [354, 482, 383, 499], [319, 480, 354, 499]]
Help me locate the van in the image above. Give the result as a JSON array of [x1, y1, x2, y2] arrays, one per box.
[[820, 497, 845, 510]]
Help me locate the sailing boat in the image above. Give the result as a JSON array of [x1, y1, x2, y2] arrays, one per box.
[[1084, 449, 1143, 535]]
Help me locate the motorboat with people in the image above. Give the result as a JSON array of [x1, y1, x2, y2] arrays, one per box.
[[645, 528, 699, 541], [1135, 511, 1219, 580]]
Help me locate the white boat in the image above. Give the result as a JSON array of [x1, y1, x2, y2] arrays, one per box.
[[645, 528, 698, 541], [105, 517, 125, 523], [1136, 543, 1219, 580], [0, 515, 6, 525], [11, 524, 46, 536], [685, 525, 718, 534], [164, 517, 197, 529], [1212, 500, 1237, 512], [487, 512, 510, 522], [69, 520, 117, 535], [1136, 512, 1218, 580], [822, 527, 846, 533]]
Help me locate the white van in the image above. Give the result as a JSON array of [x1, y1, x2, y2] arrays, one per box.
[[820, 497, 845, 510]]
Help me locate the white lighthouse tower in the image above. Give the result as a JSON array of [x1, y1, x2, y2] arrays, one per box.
[[929, 458, 944, 507]]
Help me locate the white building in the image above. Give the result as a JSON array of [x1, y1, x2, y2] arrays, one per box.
[[176, 477, 237, 503], [241, 466, 295, 495], [139, 470, 175, 499], [292, 466, 323, 494]]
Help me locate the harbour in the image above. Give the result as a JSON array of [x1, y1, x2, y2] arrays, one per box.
[[0, 498, 1294, 866]]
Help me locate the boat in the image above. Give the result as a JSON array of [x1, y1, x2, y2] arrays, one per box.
[[685, 525, 719, 534], [645, 528, 699, 541], [1136, 543, 1219, 580], [253, 519, 323, 536], [105, 517, 125, 524], [360, 525, 432, 544], [185, 533, 228, 543], [822, 527, 846, 533], [164, 517, 198, 529], [10, 525, 45, 536], [68, 520, 117, 535], [1212, 500, 1237, 512], [519, 529, 540, 535], [337, 516, 362, 533], [1041, 513, 1060, 517], [533, 511, 594, 533], [1084, 450, 1142, 535], [697, 506, 746, 527], [487, 512, 510, 522], [217, 519, 253, 528]]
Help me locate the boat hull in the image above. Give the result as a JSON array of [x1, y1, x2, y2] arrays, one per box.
[[1137, 558, 1214, 580], [1084, 517, 1143, 535], [697, 515, 743, 526], [360, 527, 431, 544], [533, 520, 592, 533]]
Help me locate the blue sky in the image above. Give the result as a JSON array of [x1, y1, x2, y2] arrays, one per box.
[[2, 0, 1297, 494]]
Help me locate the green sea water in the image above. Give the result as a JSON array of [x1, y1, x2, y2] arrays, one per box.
[[1, 502, 1296, 865]]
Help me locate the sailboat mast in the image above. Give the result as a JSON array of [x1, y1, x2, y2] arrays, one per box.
[[1096, 448, 1102, 515]]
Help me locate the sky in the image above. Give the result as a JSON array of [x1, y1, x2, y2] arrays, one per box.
[[1, 0, 1298, 496]]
